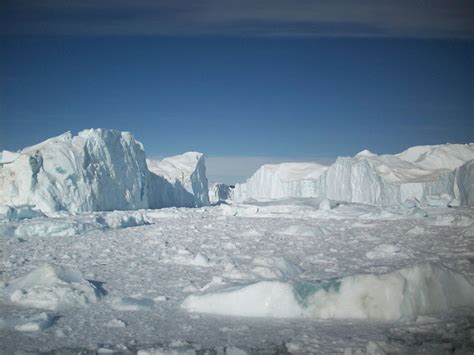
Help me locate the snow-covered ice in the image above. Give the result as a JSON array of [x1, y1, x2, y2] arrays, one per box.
[[182, 262, 474, 321], [234, 143, 474, 206], [1, 136, 474, 353], [3, 263, 100, 311], [1, 198, 473, 353]]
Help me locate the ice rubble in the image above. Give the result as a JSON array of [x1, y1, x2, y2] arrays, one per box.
[[3, 263, 100, 310], [147, 152, 209, 208], [182, 263, 474, 321], [0, 129, 210, 213], [233, 144, 474, 206]]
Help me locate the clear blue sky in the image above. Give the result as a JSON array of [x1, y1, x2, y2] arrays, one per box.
[[1, 1, 473, 182]]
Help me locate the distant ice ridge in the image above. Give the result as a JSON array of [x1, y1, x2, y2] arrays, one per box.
[[233, 144, 474, 206], [0, 129, 210, 212], [147, 152, 209, 208], [182, 263, 474, 321]]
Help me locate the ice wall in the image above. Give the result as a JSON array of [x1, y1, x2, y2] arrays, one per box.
[[0, 129, 148, 212], [233, 144, 474, 206], [147, 152, 209, 208], [208, 183, 233, 204], [233, 162, 327, 201]]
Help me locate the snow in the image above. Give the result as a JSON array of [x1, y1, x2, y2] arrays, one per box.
[[182, 263, 474, 321], [3, 263, 100, 311], [233, 143, 474, 206]]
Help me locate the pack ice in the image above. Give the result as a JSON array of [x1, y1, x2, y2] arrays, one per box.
[[0, 129, 210, 212], [233, 144, 474, 206], [182, 263, 474, 321]]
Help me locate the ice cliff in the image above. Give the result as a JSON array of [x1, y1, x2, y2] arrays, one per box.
[[147, 152, 209, 208], [233, 144, 474, 206], [208, 183, 233, 204], [0, 129, 148, 212], [0, 129, 210, 212]]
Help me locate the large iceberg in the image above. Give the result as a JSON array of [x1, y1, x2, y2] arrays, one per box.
[[147, 152, 209, 208], [233, 144, 474, 206], [0, 129, 148, 212], [0, 129, 210, 212]]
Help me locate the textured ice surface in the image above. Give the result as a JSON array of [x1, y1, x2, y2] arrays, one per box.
[[234, 144, 474, 206], [182, 263, 474, 321], [0, 130, 211, 213], [0, 129, 149, 212]]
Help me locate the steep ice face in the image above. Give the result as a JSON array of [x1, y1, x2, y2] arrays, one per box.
[[456, 160, 474, 206], [0, 129, 149, 212], [147, 152, 209, 208], [233, 144, 474, 206], [208, 183, 233, 204], [233, 162, 328, 201]]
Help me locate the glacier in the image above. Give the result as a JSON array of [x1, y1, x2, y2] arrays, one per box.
[[0, 129, 210, 212], [233, 144, 474, 206]]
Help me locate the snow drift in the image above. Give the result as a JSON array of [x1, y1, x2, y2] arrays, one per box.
[[0, 129, 149, 213], [182, 263, 474, 321], [0, 129, 210, 212], [3, 263, 100, 310], [147, 152, 209, 208], [233, 144, 474, 206]]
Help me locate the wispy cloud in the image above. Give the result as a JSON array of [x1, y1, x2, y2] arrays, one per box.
[[205, 155, 335, 184], [1, 0, 472, 39]]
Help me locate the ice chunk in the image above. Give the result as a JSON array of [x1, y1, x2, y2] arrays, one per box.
[[208, 183, 233, 204], [4, 263, 100, 310], [277, 224, 326, 238], [182, 281, 304, 318], [109, 297, 154, 311], [182, 263, 474, 321]]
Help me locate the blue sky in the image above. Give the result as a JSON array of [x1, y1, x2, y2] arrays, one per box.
[[1, 1, 473, 183]]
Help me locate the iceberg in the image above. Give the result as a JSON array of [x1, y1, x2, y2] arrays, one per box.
[[0, 129, 148, 212], [0, 129, 211, 212], [233, 144, 474, 206], [147, 152, 209, 208]]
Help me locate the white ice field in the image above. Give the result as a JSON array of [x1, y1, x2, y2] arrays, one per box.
[[1, 130, 473, 354]]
